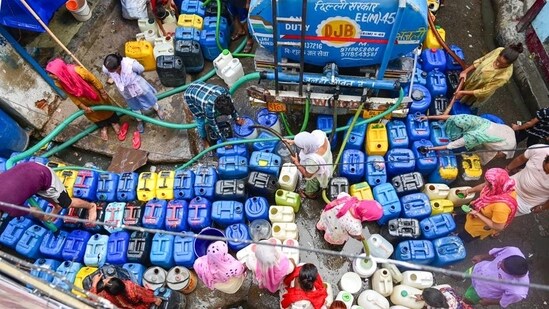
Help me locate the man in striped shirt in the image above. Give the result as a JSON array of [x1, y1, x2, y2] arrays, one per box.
[[512, 107, 549, 146], [183, 82, 245, 147]]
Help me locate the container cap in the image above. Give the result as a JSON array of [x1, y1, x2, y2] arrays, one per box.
[[249, 219, 272, 241], [411, 89, 425, 101], [222, 49, 230, 55], [233, 116, 255, 137], [257, 108, 279, 127], [401, 290, 408, 297]]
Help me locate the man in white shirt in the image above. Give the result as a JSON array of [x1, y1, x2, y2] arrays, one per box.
[[505, 144, 549, 215]]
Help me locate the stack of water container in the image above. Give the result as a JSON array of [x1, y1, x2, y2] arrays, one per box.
[[0, 108, 305, 296]]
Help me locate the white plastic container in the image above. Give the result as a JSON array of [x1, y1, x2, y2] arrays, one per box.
[[401, 271, 434, 289], [340, 272, 362, 294], [221, 58, 245, 87], [353, 253, 377, 278], [236, 244, 253, 263], [448, 187, 475, 207], [324, 282, 334, 307], [422, 183, 450, 200], [390, 285, 424, 309], [389, 306, 410, 309], [138, 18, 158, 34], [272, 222, 298, 241], [279, 163, 299, 192], [269, 206, 295, 223], [282, 238, 300, 265], [372, 268, 393, 297], [335, 291, 354, 309], [143, 266, 167, 291], [381, 263, 403, 283], [66, 0, 92, 22], [136, 29, 157, 44], [351, 306, 365, 309], [357, 290, 390, 309], [367, 234, 394, 259], [213, 49, 234, 78], [153, 37, 175, 59]]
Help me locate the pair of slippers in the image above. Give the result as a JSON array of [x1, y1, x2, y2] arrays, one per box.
[[231, 31, 254, 53], [117, 122, 141, 149]]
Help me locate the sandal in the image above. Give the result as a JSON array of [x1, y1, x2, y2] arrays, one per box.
[[231, 31, 246, 42], [243, 39, 254, 53], [132, 131, 141, 150], [118, 122, 129, 141]]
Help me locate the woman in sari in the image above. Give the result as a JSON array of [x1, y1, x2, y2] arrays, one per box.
[[245, 241, 294, 293], [455, 43, 523, 107], [458, 168, 518, 242], [193, 241, 246, 293], [280, 263, 328, 309], [46, 58, 120, 141], [284, 130, 333, 199], [420, 114, 516, 164]]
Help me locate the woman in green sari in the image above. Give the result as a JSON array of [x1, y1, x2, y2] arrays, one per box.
[[420, 114, 516, 163]]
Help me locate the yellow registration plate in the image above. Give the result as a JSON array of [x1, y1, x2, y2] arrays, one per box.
[[363, 110, 391, 120], [267, 102, 287, 113]]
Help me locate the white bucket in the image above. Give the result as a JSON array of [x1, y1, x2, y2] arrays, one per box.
[[339, 272, 362, 294], [221, 58, 245, 87], [66, 0, 92, 22], [214, 50, 234, 77], [335, 291, 354, 309], [353, 253, 377, 278]]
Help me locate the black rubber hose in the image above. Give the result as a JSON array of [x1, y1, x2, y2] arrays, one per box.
[[250, 125, 297, 157]]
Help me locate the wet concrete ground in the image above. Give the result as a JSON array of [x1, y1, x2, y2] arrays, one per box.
[[30, 0, 549, 308]]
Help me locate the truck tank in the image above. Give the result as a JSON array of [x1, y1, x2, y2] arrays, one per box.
[[249, 0, 428, 68]]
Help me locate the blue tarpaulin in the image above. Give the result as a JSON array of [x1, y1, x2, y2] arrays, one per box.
[[0, 0, 66, 32]]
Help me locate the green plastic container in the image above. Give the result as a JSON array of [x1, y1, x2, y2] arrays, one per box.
[[275, 189, 301, 213]]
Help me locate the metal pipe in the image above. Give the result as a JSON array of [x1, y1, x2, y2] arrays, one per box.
[[0, 26, 66, 98], [377, 0, 407, 80], [298, 0, 307, 96], [271, 0, 279, 94], [262, 71, 399, 90]]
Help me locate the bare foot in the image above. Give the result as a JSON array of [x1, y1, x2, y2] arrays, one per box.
[[112, 123, 121, 135], [85, 203, 97, 227], [100, 127, 108, 141]]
